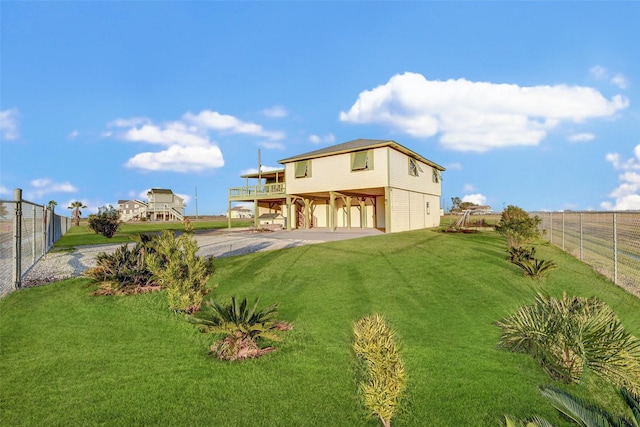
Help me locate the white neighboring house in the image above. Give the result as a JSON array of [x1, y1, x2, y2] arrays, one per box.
[[228, 206, 253, 219], [146, 189, 185, 221], [118, 199, 148, 222], [227, 138, 445, 233]]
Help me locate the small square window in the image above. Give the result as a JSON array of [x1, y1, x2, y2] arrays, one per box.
[[295, 160, 311, 178], [351, 150, 373, 171]]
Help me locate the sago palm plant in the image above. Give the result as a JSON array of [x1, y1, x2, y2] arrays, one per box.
[[189, 296, 290, 361], [504, 386, 640, 427], [496, 293, 640, 395]]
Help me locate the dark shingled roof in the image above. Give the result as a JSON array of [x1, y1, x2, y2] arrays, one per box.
[[278, 138, 445, 171]]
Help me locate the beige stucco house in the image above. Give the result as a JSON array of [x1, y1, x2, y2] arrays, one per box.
[[228, 139, 445, 233]]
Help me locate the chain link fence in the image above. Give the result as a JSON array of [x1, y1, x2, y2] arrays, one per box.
[[1, 189, 73, 297], [532, 211, 640, 296]]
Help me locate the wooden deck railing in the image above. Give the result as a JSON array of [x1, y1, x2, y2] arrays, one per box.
[[229, 183, 286, 199]]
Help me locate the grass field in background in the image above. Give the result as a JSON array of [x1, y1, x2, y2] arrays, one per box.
[[53, 218, 253, 249], [2, 229, 639, 426]]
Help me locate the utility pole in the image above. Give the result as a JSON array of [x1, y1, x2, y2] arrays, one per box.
[[195, 186, 199, 220]]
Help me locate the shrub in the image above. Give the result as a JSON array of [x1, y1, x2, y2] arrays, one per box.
[[353, 314, 406, 427], [85, 233, 158, 295], [188, 296, 291, 361], [87, 205, 122, 238], [496, 293, 640, 395], [145, 220, 215, 313], [512, 257, 558, 279], [508, 246, 536, 263], [504, 386, 640, 427], [495, 205, 541, 248]]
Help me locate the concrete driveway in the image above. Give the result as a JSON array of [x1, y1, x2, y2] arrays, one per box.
[[21, 227, 383, 287]]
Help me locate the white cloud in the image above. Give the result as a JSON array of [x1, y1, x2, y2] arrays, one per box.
[[241, 165, 283, 175], [612, 74, 629, 90], [26, 178, 78, 200], [259, 141, 285, 150], [0, 185, 10, 196], [568, 133, 595, 143], [445, 162, 462, 170], [1, 108, 20, 140], [462, 193, 487, 205], [262, 106, 288, 118], [601, 144, 640, 210], [340, 72, 628, 152], [126, 145, 224, 173], [309, 133, 336, 144], [463, 184, 475, 192], [109, 110, 286, 172], [124, 122, 210, 147], [184, 110, 285, 140], [68, 130, 79, 139], [590, 65, 630, 89]]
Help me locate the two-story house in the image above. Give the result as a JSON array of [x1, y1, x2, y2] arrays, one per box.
[[228, 139, 445, 233], [146, 188, 185, 221], [117, 199, 148, 222]]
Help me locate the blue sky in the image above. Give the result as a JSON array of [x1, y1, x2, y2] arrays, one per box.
[[2, 2, 639, 216]]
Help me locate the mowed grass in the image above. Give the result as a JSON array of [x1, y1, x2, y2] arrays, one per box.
[[53, 218, 252, 248], [2, 229, 639, 426]]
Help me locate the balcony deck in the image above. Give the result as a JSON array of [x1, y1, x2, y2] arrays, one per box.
[[228, 183, 286, 201]]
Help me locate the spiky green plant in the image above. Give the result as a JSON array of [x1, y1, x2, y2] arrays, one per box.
[[189, 296, 290, 360], [509, 246, 536, 263], [85, 233, 158, 294], [512, 257, 558, 279], [505, 386, 640, 427], [146, 220, 215, 313], [496, 293, 640, 395], [504, 414, 555, 427], [353, 314, 406, 427]]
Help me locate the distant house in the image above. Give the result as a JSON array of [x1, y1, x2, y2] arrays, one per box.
[[117, 199, 148, 222], [227, 138, 445, 233], [468, 205, 492, 214], [146, 189, 185, 221], [227, 206, 253, 219]]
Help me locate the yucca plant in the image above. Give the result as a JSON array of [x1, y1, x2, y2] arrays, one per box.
[[189, 296, 290, 361], [353, 314, 406, 427], [85, 233, 158, 294], [512, 257, 558, 279], [509, 246, 536, 263], [496, 293, 640, 395]]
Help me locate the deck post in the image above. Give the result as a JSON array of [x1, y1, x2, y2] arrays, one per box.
[[286, 195, 292, 230], [329, 191, 336, 232]]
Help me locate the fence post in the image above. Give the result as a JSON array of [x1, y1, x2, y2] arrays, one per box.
[[549, 212, 553, 244], [562, 211, 565, 251], [13, 188, 22, 290], [613, 213, 618, 286], [579, 213, 583, 261]]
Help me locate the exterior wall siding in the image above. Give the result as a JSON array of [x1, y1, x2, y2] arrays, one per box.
[[286, 148, 388, 195], [387, 149, 441, 196]]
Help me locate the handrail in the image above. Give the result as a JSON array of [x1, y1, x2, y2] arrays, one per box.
[[229, 183, 286, 198]]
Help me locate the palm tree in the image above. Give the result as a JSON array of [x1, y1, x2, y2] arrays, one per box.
[[47, 200, 57, 213], [68, 201, 87, 226]]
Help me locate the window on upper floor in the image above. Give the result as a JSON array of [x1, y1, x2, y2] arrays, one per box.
[[351, 150, 373, 172], [408, 158, 423, 177], [432, 168, 441, 183], [295, 160, 312, 178]]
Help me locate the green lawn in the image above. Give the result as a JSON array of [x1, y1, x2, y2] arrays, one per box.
[[53, 218, 252, 248], [2, 229, 639, 426]]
